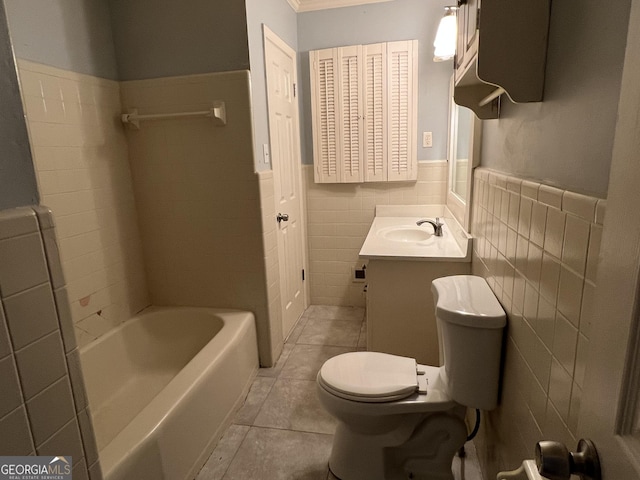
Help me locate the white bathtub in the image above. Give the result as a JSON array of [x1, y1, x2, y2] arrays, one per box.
[[79, 307, 258, 480]]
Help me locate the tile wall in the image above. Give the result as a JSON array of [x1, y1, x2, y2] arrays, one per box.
[[258, 170, 284, 364], [0, 207, 100, 479], [17, 60, 150, 348], [470, 167, 604, 475], [120, 71, 276, 366], [303, 161, 447, 306]]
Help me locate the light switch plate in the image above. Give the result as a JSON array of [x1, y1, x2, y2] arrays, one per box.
[[263, 144, 270, 163]]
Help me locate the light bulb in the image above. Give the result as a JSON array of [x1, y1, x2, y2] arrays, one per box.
[[433, 7, 457, 62]]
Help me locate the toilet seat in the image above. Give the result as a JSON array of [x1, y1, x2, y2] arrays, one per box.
[[318, 352, 427, 403]]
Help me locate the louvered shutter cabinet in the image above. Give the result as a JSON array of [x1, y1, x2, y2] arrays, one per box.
[[310, 40, 417, 184]]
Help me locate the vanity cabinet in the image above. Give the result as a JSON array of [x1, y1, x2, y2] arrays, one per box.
[[309, 40, 418, 183], [454, 0, 551, 119], [359, 207, 473, 366], [366, 259, 470, 366]]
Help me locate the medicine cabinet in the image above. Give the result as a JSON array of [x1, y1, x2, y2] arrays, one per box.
[[453, 0, 551, 119]]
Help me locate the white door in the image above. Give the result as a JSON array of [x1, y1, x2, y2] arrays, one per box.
[[572, 1, 640, 477], [263, 26, 306, 340]]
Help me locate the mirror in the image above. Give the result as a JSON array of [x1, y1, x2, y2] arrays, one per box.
[[451, 104, 473, 201], [446, 77, 482, 231]]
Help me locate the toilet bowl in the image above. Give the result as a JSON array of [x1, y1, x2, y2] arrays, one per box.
[[316, 275, 506, 480]]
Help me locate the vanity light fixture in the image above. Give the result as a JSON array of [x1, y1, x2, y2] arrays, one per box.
[[433, 6, 457, 62]]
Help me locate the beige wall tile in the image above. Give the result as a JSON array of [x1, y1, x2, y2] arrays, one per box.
[[543, 207, 565, 258], [303, 163, 446, 307], [14, 331, 67, 399], [0, 233, 49, 298], [19, 61, 150, 351], [0, 207, 39, 240], [526, 243, 543, 289], [557, 266, 584, 327], [538, 185, 563, 209], [3, 284, 59, 350], [536, 297, 556, 349], [562, 215, 590, 275], [562, 191, 597, 222], [595, 199, 606, 225], [552, 312, 578, 375], [530, 202, 547, 248], [26, 376, 75, 446], [0, 303, 10, 359], [0, 355, 23, 417], [574, 333, 589, 388], [517, 197, 532, 237], [72, 459, 90, 480], [548, 358, 572, 422], [471, 168, 602, 475], [0, 206, 98, 475], [36, 417, 84, 461], [585, 224, 602, 283], [539, 253, 561, 305], [0, 406, 34, 455], [521, 180, 540, 200]]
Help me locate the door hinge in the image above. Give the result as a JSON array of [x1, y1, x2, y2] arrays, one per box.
[[302, 268, 305, 281], [293, 83, 297, 98]]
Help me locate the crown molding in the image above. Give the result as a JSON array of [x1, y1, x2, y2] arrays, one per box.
[[287, 0, 393, 13]]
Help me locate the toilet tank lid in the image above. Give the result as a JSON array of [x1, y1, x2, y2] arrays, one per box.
[[431, 275, 506, 328]]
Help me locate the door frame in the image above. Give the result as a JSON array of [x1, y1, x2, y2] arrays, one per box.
[[263, 24, 310, 335], [577, 0, 640, 476]]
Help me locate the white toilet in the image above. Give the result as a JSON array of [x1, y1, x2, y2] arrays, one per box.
[[316, 275, 506, 480]]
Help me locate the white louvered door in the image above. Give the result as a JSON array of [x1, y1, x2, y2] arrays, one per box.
[[337, 45, 364, 183], [363, 43, 387, 182], [310, 41, 417, 184], [387, 40, 418, 182], [310, 48, 339, 183]]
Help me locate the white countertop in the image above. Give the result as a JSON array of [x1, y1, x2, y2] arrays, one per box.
[[358, 207, 472, 262]]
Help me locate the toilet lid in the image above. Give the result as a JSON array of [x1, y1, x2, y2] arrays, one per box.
[[319, 352, 418, 402]]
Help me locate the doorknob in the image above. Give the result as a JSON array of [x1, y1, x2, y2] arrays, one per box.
[[535, 439, 601, 480], [276, 213, 289, 223]]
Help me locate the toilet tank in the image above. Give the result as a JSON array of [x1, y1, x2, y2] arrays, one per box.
[[431, 275, 506, 410]]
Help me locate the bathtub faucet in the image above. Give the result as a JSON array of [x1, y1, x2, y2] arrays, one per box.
[[416, 218, 443, 237]]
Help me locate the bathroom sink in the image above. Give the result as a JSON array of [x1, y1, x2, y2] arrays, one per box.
[[359, 208, 472, 261], [378, 226, 432, 243]]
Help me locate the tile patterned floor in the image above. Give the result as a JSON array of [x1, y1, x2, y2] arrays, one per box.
[[196, 305, 484, 480]]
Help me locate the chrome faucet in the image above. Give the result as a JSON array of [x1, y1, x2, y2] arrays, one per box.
[[416, 217, 444, 236]]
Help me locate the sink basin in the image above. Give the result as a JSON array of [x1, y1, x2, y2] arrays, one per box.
[[378, 226, 432, 243]]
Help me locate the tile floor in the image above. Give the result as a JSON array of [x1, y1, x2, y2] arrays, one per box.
[[196, 305, 484, 480]]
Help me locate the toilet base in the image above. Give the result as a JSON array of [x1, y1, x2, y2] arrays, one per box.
[[328, 410, 468, 480]]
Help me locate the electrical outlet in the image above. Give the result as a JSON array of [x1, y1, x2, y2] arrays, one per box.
[[422, 131, 433, 148]]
